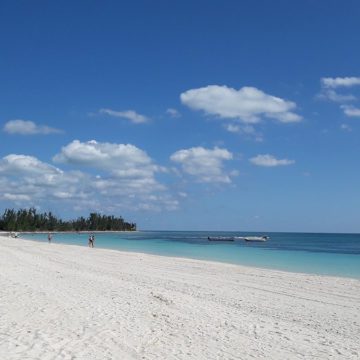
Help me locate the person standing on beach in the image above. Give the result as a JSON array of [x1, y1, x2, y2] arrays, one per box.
[[88, 234, 94, 248], [48, 233, 52, 243]]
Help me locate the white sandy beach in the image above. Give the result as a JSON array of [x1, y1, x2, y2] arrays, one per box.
[[0, 235, 359, 360]]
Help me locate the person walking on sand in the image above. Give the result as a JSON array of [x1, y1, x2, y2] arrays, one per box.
[[88, 233, 94, 248], [48, 233, 52, 243]]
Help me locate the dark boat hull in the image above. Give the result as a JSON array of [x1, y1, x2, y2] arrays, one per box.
[[208, 237, 235, 241]]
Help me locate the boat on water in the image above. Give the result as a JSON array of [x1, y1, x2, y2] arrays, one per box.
[[207, 235, 269, 242], [243, 236, 269, 242], [207, 236, 235, 241]]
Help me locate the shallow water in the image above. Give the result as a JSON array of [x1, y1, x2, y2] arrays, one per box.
[[22, 231, 360, 279]]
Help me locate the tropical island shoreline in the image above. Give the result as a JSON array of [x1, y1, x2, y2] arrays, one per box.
[[0, 235, 359, 359], [2, 230, 138, 235]]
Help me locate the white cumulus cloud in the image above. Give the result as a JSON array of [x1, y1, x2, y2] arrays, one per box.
[[99, 108, 149, 124], [341, 105, 360, 117], [249, 154, 295, 167], [53, 140, 160, 177], [180, 85, 302, 124], [0, 148, 179, 213], [0, 154, 63, 176], [170, 146, 234, 183], [3, 120, 63, 135], [0, 154, 89, 206], [317, 89, 356, 103], [321, 77, 360, 88], [2, 193, 31, 201], [318, 77, 360, 104], [53, 140, 168, 197]]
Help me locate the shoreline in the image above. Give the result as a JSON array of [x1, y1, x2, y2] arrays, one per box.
[[0, 235, 359, 359], [11, 234, 351, 281], [18, 231, 360, 281]]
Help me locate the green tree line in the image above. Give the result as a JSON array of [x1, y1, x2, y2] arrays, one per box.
[[0, 208, 136, 232]]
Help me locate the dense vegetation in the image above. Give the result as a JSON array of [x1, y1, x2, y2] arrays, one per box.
[[0, 208, 136, 232]]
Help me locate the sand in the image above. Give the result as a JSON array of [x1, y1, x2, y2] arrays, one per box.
[[0, 235, 359, 360]]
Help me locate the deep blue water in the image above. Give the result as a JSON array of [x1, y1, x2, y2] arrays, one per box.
[[22, 231, 360, 279]]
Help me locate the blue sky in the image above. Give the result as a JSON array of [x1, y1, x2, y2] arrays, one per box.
[[1, 0, 359, 232]]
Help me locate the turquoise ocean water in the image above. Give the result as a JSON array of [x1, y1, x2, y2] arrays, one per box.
[[22, 231, 360, 279]]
